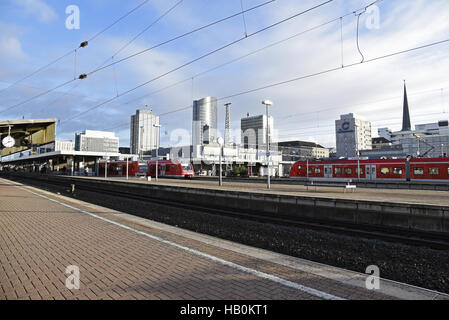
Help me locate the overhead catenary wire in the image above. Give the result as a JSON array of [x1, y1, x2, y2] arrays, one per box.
[[86, 0, 153, 43], [96, 0, 387, 110], [217, 37, 449, 102], [0, 0, 153, 97], [59, 0, 334, 124], [85, 0, 278, 77], [39, 0, 185, 114], [118, 7, 362, 109], [240, 0, 248, 37], [0, 0, 274, 116], [102, 36, 449, 134], [355, 10, 366, 63]]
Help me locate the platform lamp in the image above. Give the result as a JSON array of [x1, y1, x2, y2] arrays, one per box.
[[153, 123, 161, 181], [217, 137, 224, 186], [262, 100, 273, 189]]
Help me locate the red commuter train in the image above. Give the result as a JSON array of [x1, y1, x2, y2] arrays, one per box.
[[289, 157, 449, 182], [99, 160, 194, 178]]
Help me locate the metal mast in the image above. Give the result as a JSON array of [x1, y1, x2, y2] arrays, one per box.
[[224, 103, 231, 146]]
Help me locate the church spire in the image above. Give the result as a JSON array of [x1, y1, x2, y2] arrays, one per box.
[[401, 80, 411, 131]]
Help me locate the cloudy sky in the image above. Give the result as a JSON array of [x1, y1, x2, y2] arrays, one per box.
[[1, 0, 449, 148]]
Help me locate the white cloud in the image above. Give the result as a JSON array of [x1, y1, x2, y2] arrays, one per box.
[[14, 0, 57, 23], [2, 0, 449, 149]]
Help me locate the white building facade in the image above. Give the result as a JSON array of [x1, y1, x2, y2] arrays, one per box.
[[75, 130, 119, 153], [336, 113, 372, 158], [241, 114, 274, 152]]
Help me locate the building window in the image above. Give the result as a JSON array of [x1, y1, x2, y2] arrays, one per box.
[[335, 167, 342, 174], [429, 167, 439, 175], [393, 167, 403, 175], [345, 168, 352, 175], [414, 167, 424, 175], [380, 167, 390, 175]]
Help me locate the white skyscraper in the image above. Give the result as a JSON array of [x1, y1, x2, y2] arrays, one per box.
[[336, 113, 372, 158], [130, 109, 160, 156], [192, 97, 218, 146]]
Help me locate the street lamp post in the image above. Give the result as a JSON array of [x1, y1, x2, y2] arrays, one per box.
[[153, 124, 161, 181], [105, 156, 108, 178], [126, 156, 129, 180], [217, 137, 224, 186], [262, 100, 273, 189]]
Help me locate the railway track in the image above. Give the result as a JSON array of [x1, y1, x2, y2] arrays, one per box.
[[189, 176, 449, 191], [4, 173, 449, 250]]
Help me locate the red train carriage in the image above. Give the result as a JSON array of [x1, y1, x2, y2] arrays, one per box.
[[99, 160, 194, 178], [289, 157, 449, 182], [148, 160, 194, 178], [99, 161, 147, 177]]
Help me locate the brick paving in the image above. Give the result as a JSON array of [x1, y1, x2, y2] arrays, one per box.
[[0, 178, 395, 300]]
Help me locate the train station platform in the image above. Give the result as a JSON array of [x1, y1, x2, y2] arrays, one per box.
[[71, 175, 449, 207], [1, 177, 447, 300]]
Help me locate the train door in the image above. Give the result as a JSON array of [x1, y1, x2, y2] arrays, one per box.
[[366, 165, 377, 180], [405, 161, 411, 182], [324, 165, 333, 178]]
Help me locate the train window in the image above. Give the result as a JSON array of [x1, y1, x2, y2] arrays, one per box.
[[414, 167, 424, 175], [448, 167, 449, 175], [315, 168, 321, 174], [344, 168, 352, 175], [308, 168, 312, 174], [380, 167, 390, 175], [335, 167, 342, 174], [393, 167, 403, 175], [182, 164, 192, 171], [429, 167, 439, 175], [355, 168, 363, 175]]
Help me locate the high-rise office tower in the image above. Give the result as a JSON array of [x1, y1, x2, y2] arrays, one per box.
[[130, 109, 160, 155], [335, 113, 372, 158], [192, 97, 218, 145]]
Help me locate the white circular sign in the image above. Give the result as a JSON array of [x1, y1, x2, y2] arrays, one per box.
[[217, 137, 224, 146], [2, 136, 15, 148]]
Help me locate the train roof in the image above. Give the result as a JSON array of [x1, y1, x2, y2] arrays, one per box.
[[293, 157, 449, 165]]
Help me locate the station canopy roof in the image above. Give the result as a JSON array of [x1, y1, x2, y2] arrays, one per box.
[[0, 119, 57, 156]]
